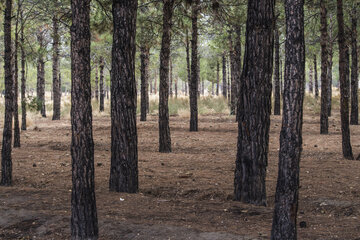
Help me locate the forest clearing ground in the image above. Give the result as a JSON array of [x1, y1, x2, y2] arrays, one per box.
[[1, 110, 360, 239]]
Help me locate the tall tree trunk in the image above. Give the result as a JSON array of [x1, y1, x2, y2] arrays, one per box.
[[280, 59, 283, 96], [140, 46, 150, 121], [36, 30, 46, 118], [109, 0, 138, 192], [211, 81, 214, 95], [271, 0, 305, 238], [222, 53, 227, 98], [158, 0, 174, 152], [52, 16, 61, 120], [350, 9, 358, 125], [185, 29, 190, 97], [70, 0, 98, 238], [13, 6, 20, 148], [337, 0, 353, 159], [274, 29, 281, 115], [234, 26, 242, 121], [216, 60, 219, 96], [201, 79, 204, 95], [20, 10, 26, 131], [309, 64, 313, 93], [175, 78, 178, 98], [229, 33, 236, 115], [1, 0, 13, 186], [154, 71, 157, 95], [95, 64, 99, 100], [314, 54, 319, 99], [328, 14, 334, 117], [320, 0, 329, 134], [99, 57, 104, 112], [169, 57, 173, 98], [234, 0, 274, 206]]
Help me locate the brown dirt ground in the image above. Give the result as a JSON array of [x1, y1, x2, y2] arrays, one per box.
[[1, 109, 360, 239]]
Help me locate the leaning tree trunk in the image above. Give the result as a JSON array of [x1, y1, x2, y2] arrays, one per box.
[[158, 0, 174, 152], [70, 0, 98, 238], [52, 16, 61, 120], [350, 9, 358, 125], [271, 0, 305, 238], [222, 53, 227, 98], [109, 0, 138, 192], [216, 60, 219, 96], [1, 0, 13, 186], [274, 28, 281, 116], [140, 46, 150, 121], [320, 0, 329, 134], [20, 11, 26, 131], [234, 0, 274, 206], [13, 9, 20, 148], [337, 0, 353, 160], [189, 0, 199, 132], [314, 54, 319, 99], [99, 57, 104, 112]]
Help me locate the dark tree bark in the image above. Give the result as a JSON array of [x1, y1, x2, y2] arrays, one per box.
[[13, 5, 20, 148], [234, 0, 274, 206], [337, 0, 353, 160], [211, 80, 214, 95], [36, 31, 46, 118], [328, 14, 334, 116], [70, 0, 98, 238], [99, 57, 104, 112], [20, 10, 26, 131], [308, 64, 313, 93], [189, 0, 199, 131], [185, 29, 190, 97], [169, 57, 173, 98], [175, 78, 178, 98], [314, 54, 319, 99], [280, 59, 283, 96], [234, 26, 242, 121], [271, 0, 305, 238], [222, 53, 227, 98], [52, 16, 61, 120], [350, 9, 358, 125], [140, 46, 150, 121], [274, 29, 281, 116], [1, 0, 13, 186], [95, 64, 99, 100], [216, 60, 219, 96], [159, 0, 174, 152], [320, 0, 329, 134], [229, 33, 236, 115], [109, 0, 139, 192], [201, 79, 204, 96]]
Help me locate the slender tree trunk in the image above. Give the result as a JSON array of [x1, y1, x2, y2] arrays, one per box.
[[229, 33, 236, 115], [314, 55, 319, 99], [201, 79, 204, 95], [280, 59, 283, 96], [235, 26, 242, 121], [20, 11, 26, 131], [140, 46, 150, 121], [234, 0, 274, 206], [13, 7, 20, 148], [216, 60, 219, 96], [154, 71, 157, 95], [222, 54, 227, 98], [211, 81, 214, 95], [350, 9, 358, 125], [109, 0, 138, 192], [52, 16, 61, 120], [186, 29, 190, 97], [99, 57, 104, 112], [70, 0, 98, 238], [1, 0, 13, 186], [274, 29, 281, 115], [158, 0, 174, 152], [327, 15, 333, 116], [175, 78, 178, 98], [271, 0, 305, 238], [337, 0, 353, 160], [197, 55, 200, 98], [169, 57, 173, 98], [309, 64, 313, 93], [189, 0, 199, 131], [95, 64, 99, 100], [320, 0, 329, 134], [36, 30, 46, 118]]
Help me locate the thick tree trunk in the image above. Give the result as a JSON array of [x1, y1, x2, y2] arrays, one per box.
[[320, 0, 329, 134], [337, 0, 353, 159], [99, 57, 104, 112], [109, 0, 138, 192], [350, 9, 358, 125], [70, 0, 98, 238], [95, 64, 99, 100], [20, 11, 26, 131], [216, 60, 219, 96], [309, 64, 313, 93], [52, 16, 61, 120], [140, 46, 150, 121], [222, 54, 227, 98], [274, 29, 281, 116], [13, 10, 20, 148], [189, 0, 199, 132], [234, 0, 274, 206], [186, 29, 190, 97], [229, 33, 236, 115], [314, 55, 319, 99], [271, 0, 305, 238], [1, 0, 13, 186], [158, 0, 174, 152]]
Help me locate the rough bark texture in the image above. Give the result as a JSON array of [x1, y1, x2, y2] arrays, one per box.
[[109, 0, 138, 193], [350, 9, 358, 125], [229, 33, 236, 115], [222, 54, 227, 98], [158, 0, 174, 152], [337, 0, 353, 160], [314, 55, 319, 99], [95, 64, 99, 101], [216, 60, 219, 96], [327, 16, 334, 117], [13, 10, 20, 148], [99, 57, 105, 112], [186, 29, 190, 97], [189, 0, 199, 132], [20, 11, 26, 131], [274, 29, 281, 116], [271, 0, 305, 239], [234, 26, 242, 121], [36, 31, 46, 118], [320, 0, 329, 134], [169, 57, 173, 98], [309, 64, 313, 93], [52, 16, 61, 120], [140, 46, 150, 121], [70, 0, 98, 238], [234, 0, 274, 206], [1, 0, 13, 186]]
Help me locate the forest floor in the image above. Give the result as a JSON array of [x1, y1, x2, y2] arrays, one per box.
[[1, 108, 360, 239]]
